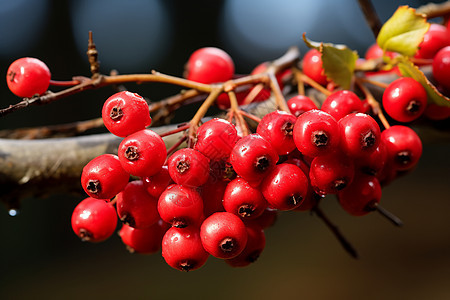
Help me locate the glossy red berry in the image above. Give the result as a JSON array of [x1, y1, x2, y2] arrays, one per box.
[[81, 154, 129, 200], [162, 226, 209, 272], [287, 95, 317, 117], [365, 43, 396, 60], [102, 91, 151, 137], [168, 148, 210, 187], [261, 163, 309, 211], [321, 90, 364, 121], [6, 57, 51, 98], [158, 184, 204, 228], [118, 129, 166, 177], [142, 166, 173, 198], [194, 118, 239, 161], [225, 224, 266, 268], [415, 23, 450, 60], [432, 45, 450, 91], [338, 174, 382, 216], [185, 47, 234, 84], [119, 220, 169, 254], [200, 212, 248, 259], [229, 133, 279, 185], [116, 180, 159, 229], [293, 109, 340, 157], [302, 49, 328, 85], [223, 177, 267, 219], [309, 151, 354, 195], [338, 113, 381, 157], [243, 208, 278, 230], [355, 140, 388, 176], [424, 103, 450, 120], [256, 110, 297, 156], [382, 77, 428, 122], [71, 197, 117, 242], [381, 125, 423, 171]]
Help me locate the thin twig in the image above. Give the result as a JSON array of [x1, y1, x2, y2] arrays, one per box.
[[357, 0, 382, 38]]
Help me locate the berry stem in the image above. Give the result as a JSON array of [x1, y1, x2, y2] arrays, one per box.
[[228, 91, 250, 137], [159, 123, 190, 138], [313, 205, 359, 259], [373, 204, 404, 227], [242, 83, 266, 105], [356, 78, 391, 129], [166, 135, 187, 157], [297, 71, 332, 96], [293, 68, 306, 96], [239, 110, 262, 123], [49, 79, 81, 87], [359, 77, 389, 89]]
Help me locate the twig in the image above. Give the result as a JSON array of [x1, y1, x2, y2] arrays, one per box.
[[357, 0, 382, 38], [313, 205, 359, 259], [356, 78, 391, 129]]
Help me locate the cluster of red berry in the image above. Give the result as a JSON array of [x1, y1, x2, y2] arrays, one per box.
[[5, 16, 449, 271]]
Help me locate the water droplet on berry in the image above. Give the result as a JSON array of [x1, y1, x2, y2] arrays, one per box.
[[8, 208, 19, 217]]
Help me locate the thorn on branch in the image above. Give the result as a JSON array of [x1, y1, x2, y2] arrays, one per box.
[[87, 31, 100, 77]]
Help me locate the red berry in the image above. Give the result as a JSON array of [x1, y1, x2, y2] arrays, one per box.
[[381, 125, 423, 171], [293, 109, 340, 157], [102, 91, 151, 137], [225, 224, 266, 268], [432, 45, 450, 92], [200, 212, 248, 259], [338, 113, 381, 157], [119, 220, 169, 254], [142, 165, 173, 198], [287, 95, 317, 117], [6, 57, 51, 98], [424, 103, 450, 120], [185, 47, 234, 84], [116, 180, 160, 229], [118, 129, 166, 177], [71, 197, 117, 242], [382, 77, 428, 123], [261, 163, 309, 211], [158, 184, 204, 228], [81, 154, 129, 200], [302, 49, 328, 85], [194, 118, 239, 161], [415, 23, 450, 60], [338, 174, 382, 216], [223, 177, 268, 219], [243, 208, 278, 230], [355, 140, 388, 176], [162, 226, 209, 272], [168, 148, 210, 187], [321, 90, 364, 121], [229, 133, 279, 185], [256, 110, 297, 156], [309, 151, 355, 195], [365, 43, 396, 60]]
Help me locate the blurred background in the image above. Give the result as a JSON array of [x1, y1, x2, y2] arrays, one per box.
[[1, 0, 449, 299]]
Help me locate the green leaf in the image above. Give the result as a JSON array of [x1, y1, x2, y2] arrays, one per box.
[[377, 6, 430, 57], [303, 34, 358, 90], [397, 58, 450, 107]]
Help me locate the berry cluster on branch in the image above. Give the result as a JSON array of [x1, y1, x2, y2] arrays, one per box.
[[3, 2, 450, 272]]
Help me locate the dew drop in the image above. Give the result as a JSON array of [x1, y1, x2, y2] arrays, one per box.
[[8, 208, 19, 217]]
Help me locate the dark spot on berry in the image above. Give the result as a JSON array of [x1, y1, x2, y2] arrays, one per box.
[[361, 166, 377, 176], [362, 131, 376, 148], [406, 100, 421, 114], [288, 193, 303, 206], [7, 71, 16, 82], [238, 204, 255, 217], [281, 122, 294, 136], [255, 156, 270, 172], [179, 260, 195, 272], [364, 200, 378, 212], [110, 106, 123, 121], [125, 146, 139, 161], [334, 179, 347, 191], [176, 160, 190, 174], [396, 151, 411, 165], [312, 130, 328, 147], [220, 237, 235, 252], [172, 218, 187, 228], [79, 228, 93, 242], [86, 179, 101, 194], [121, 213, 136, 228]]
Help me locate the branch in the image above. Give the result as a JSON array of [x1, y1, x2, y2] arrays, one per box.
[[357, 0, 382, 38]]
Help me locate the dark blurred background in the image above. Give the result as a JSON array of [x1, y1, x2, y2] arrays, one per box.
[[1, 0, 450, 299]]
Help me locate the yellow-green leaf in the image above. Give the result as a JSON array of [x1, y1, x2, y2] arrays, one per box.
[[377, 6, 430, 57], [303, 34, 358, 90], [397, 58, 450, 107]]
